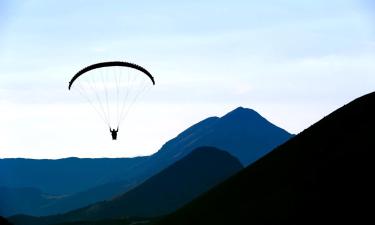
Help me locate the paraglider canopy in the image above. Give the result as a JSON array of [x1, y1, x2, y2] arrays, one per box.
[[68, 61, 155, 140], [69, 61, 155, 89]]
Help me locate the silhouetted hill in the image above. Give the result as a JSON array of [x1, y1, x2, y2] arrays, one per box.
[[1, 107, 291, 216], [156, 92, 375, 225], [0, 216, 14, 225], [9, 147, 243, 225]]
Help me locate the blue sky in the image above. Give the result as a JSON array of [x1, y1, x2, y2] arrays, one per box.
[[1, 0, 374, 158]]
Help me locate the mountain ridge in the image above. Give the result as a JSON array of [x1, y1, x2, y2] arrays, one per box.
[[156, 92, 375, 225]]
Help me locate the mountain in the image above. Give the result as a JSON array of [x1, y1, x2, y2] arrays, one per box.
[[118, 107, 292, 200], [156, 92, 375, 225], [148, 107, 292, 167], [1, 107, 292, 216], [9, 147, 243, 225]]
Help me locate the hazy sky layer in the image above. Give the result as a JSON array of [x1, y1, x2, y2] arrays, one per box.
[[1, 0, 374, 158]]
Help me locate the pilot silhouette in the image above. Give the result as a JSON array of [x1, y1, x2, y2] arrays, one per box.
[[109, 127, 119, 140]]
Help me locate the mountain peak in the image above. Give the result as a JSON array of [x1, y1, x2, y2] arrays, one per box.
[[232, 106, 251, 112], [230, 106, 257, 114], [223, 107, 263, 120], [218, 107, 281, 133]]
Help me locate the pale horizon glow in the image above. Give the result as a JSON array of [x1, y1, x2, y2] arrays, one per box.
[[1, 0, 375, 159]]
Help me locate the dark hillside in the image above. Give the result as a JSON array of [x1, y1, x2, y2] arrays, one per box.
[[157, 92, 375, 225]]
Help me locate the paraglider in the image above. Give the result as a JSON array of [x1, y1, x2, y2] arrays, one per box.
[[68, 61, 155, 140], [109, 127, 119, 140]]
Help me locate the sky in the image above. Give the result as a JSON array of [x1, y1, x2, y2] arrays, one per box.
[[1, 0, 374, 159]]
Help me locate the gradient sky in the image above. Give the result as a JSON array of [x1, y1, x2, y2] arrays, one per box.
[[1, 0, 374, 158]]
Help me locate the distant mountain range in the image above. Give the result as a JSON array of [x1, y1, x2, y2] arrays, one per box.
[[9, 147, 243, 225], [0, 157, 146, 195], [1, 107, 292, 216], [155, 92, 375, 225], [0, 158, 147, 216]]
